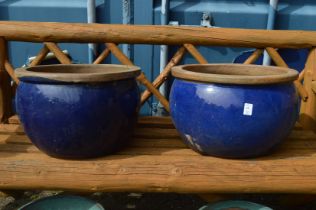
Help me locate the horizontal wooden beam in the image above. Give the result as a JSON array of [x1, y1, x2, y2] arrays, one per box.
[[0, 21, 316, 48]]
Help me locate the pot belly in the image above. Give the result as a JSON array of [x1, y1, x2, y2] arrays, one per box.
[[16, 79, 140, 159], [170, 79, 299, 158]]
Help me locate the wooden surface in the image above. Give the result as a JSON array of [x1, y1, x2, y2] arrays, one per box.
[[106, 43, 170, 112], [44, 42, 72, 64], [2, 21, 316, 48], [141, 46, 186, 105], [300, 48, 316, 131], [243, 49, 263, 64], [1, 116, 316, 194], [184, 44, 208, 64], [93, 47, 110, 64], [29, 45, 50, 67], [266, 47, 308, 101], [0, 37, 12, 123]]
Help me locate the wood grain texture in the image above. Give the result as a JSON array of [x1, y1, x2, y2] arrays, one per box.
[[106, 43, 170, 112], [298, 70, 305, 82], [7, 115, 175, 128], [4, 60, 19, 84], [29, 45, 50, 67], [1, 21, 316, 48], [266, 47, 308, 101], [184, 44, 208, 64], [0, 37, 12, 122], [312, 81, 316, 94], [93, 47, 110, 64], [243, 49, 263, 64], [1, 116, 316, 193], [300, 48, 316, 131], [44, 42, 71, 64], [141, 47, 186, 105]]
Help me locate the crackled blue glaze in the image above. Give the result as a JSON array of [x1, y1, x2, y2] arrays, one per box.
[[170, 79, 299, 158], [16, 78, 139, 159]]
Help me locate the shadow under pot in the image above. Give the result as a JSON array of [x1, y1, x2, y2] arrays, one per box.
[[170, 64, 299, 158], [15, 64, 141, 159]]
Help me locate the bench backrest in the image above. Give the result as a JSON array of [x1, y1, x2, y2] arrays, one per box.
[[0, 21, 315, 131]]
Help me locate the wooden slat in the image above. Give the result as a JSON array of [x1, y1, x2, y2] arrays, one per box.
[[298, 70, 305, 82], [266, 47, 308, 101], [29, 45, 50, 67], [137, 116, 174, 128], [0, 37, 12, 123], [2, 21, 316, 48], [0, 135, 186, 149], [7, 115, 19, 124], [243, 49, 263, 64], [184, 44, 208, 64], [0, 124, 24, 133], [0, 124, 179, 139], [140, 47, 186, 105], [300, 48, 316, 131], [106, 43, 170, 112], [8, 115, 175, 128], [4, 60, 19, 84], [44, 42, 71, 64], [134, 128, 179, 139], [3, 134, 316, 151], [1, 117, 316, 193], [93, 47, 110, 64]]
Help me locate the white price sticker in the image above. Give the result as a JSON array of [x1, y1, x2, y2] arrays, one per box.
[[243, 103, 253, 116]]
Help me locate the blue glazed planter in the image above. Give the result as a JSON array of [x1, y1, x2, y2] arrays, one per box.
[[15, 64, 140, 159], [170, 64, 299, 158]]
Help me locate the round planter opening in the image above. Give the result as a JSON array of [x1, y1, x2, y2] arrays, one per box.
[[172, 64, 298, 85], [16, 64, 140, 83], [170, 64, 299, 158], [15, 64, 141, 159]]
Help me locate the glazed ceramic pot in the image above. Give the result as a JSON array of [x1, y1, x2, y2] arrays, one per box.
[[170, 64, 299, 158], [16, 64, 140, 159]]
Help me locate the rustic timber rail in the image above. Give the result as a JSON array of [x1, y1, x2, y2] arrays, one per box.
[[0, 21, 316, 195]]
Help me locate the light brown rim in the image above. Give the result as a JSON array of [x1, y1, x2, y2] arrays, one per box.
[[172, 64, 298, 85], [16, 64, 141, 83]]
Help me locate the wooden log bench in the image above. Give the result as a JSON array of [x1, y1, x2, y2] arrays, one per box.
[[0, 115, 316, 194], [0, 21, 316, 198]]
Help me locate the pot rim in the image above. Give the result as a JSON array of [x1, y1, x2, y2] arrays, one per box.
[[172, 64, 298, 85], [16, 64, 141, 83]]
